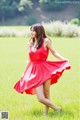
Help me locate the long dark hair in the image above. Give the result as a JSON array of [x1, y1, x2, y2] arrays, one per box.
[[30, 23, 47, 49]]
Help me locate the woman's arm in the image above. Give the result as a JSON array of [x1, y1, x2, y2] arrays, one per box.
[[44, 38, 66, 60], [21, 56, 31, 77]]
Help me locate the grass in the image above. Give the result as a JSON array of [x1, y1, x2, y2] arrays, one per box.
[[0, 26, 28, 30], [0, 37, 80, 120]]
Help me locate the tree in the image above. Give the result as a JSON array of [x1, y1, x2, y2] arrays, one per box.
[[0, 0, 33, 22], [0, 0, 20, 22], [39, 0, 67, 11], [18, 0, 33, 14]]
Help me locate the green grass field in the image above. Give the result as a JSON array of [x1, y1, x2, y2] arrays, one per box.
[[0, 26, 28, 30], [0, 37, 80, 120]]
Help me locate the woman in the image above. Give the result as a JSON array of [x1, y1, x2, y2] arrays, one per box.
[[14, 23, 71, 116]]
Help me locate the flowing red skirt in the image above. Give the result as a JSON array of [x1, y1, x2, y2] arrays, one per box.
[[14, 60, 71, 95]]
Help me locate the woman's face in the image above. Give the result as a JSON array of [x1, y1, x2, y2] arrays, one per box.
[[30, 27, 36, 38]]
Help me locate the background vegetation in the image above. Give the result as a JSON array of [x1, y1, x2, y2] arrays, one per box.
[[0, 0, 80, 25], [0, 21, 80, 37]]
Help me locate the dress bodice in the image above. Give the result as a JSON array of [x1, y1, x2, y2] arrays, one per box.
[[29, 42, 49, 62]]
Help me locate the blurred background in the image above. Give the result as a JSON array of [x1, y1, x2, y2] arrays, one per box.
[[0, 0, 80, 26], [0, 1, 80, 120]]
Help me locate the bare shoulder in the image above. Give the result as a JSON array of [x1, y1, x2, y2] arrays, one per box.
[[44, 38, 51, 45], [43, 38, 51, 49]]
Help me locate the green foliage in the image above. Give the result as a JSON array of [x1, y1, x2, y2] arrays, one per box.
[[0, 0, 33, 22], [27, 17, 37, 25], [0, 0, 19, 21], [18, 0, 33, 14], [39, 0, 67, 11], [70, 18, 80, 25], [0, 0, 80, 23]]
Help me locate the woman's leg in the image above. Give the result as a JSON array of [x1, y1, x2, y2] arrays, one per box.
[[36, 84, 61, 113], [43, 80, 51, 115]]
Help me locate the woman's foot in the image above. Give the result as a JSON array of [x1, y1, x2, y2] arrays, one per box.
[[54, 106, 62, 112], [42, 113, 48, 117]]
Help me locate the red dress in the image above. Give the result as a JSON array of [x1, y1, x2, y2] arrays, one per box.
[[14, 42, 71, 95]]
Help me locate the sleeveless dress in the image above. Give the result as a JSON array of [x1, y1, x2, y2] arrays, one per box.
[[14, 42, 71, 95]]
